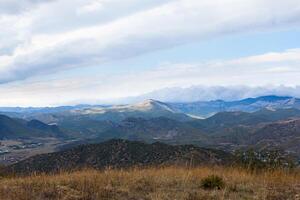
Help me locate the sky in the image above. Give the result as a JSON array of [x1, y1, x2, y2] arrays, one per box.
[[1, 0, 300, 106]]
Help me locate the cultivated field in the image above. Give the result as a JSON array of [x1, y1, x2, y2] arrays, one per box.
[[0, 166, 299, 200]]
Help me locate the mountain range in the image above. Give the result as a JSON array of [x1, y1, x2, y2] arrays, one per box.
[[2, 95, 300, 120], [169, 95, 300, 118], [0, 95, 300, 166]]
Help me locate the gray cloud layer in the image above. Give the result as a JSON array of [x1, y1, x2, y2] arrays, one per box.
[[0, 48, 300, 106], [0, 0, 54, 14]]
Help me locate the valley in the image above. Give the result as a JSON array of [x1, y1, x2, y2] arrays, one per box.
[[0, 138, 75, 165]]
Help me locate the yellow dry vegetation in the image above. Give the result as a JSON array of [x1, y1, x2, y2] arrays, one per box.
[[0, 166, 299, 200]]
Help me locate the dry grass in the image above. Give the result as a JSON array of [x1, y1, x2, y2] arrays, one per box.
[[0, 166, 299, 200]]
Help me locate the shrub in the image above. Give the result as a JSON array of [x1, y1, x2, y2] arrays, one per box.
[[200, 175, 225, 190]]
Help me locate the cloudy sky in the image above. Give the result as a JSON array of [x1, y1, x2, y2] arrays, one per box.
[[1, 0, 300, 106]]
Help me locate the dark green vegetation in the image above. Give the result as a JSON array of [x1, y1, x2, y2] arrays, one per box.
[[7, 139, 232, 174], [201, 175, 225, 190]]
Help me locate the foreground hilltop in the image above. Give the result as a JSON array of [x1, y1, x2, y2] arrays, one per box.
[[1, 166, 299, 200], [8, 139, 232, 174]]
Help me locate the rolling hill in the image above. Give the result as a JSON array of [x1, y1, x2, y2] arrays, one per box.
[[7, 139, 232, 174], [92, 117, 208, 143], [208, 118, 300, 159], [249, 119, 300, 154], [188, 108, 300, 133], [0, 115, 66, 139]]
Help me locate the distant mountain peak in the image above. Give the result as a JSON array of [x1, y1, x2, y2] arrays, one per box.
[[134, 99, 175, 112], [135, 99, 158, 107]]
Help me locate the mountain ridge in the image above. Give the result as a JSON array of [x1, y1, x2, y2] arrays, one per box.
[[169, 95, 300, 117], [7, 139, 233, 174]]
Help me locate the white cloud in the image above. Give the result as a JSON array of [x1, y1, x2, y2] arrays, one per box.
[[128, 85, 300, 103], [77, 0, 105, 14], [1, 0, 300, 84], [0, 48, 300, 106]]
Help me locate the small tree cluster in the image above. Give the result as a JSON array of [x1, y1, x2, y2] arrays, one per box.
[[234, 149, 296, 171]]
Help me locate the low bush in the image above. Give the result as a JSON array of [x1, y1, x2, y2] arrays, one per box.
[[200, 175, 225, 190]]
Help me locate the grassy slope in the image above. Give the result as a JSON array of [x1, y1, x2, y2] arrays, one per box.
[[0, 166, 299, 200]]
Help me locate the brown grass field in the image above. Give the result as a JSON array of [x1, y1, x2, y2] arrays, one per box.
[[0, 166, 299, 200]]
